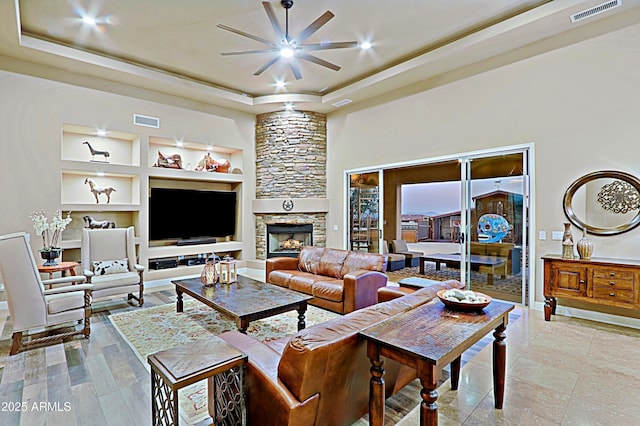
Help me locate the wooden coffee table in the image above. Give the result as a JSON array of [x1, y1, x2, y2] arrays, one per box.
[[360, 299, 514, 426], [419, 253, 506, 285], [172, 275, 313, 333]]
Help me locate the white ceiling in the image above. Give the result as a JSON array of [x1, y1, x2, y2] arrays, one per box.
[[1, 0, 639, 114]]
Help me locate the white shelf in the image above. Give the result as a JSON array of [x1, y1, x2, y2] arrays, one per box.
[[148, 166, 244, 183], [146, 260, 247, 282], [147, 241, 244, 259], [62, 123, 140, 167], [60, 236, 142, 250]]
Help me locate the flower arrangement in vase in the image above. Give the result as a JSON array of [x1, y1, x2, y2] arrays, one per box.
[[29, 210, 72, 266]]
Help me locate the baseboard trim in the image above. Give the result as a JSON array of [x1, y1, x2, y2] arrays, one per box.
[[532, 300, 640, 329]]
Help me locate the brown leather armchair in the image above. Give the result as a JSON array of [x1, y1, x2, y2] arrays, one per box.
[[214, 281, 464, 426]]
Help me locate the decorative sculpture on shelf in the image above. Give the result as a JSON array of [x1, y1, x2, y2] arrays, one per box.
[[82, 141, 110, 162], [82, 215, 116, 229], [84, 178, 116, 204], [195, 152, 231, 173], [154, 151, 183, 169]]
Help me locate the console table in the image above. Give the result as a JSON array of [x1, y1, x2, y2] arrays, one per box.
[[542, 254, 640, 321], [360, 299, 514, 425], [148, 336, 247, 426]]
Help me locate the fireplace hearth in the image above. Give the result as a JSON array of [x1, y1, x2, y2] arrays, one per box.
[[267, 224, 313, 258]]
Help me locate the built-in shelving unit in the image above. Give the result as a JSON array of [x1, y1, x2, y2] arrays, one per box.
[[58, 123, 245, 280]]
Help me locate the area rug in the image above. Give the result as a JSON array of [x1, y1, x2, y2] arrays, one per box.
[[386, 265, 526, 303], [109, 299, 339, 425]]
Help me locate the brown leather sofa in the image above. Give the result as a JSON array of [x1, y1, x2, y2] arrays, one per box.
[[213, 279, 463, 426], [266, 246, 388, 314]]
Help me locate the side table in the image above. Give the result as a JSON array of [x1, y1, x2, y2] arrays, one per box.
[[360, 299, 514, 426], [38, 261, 79, 285], [148, 336, 247, 426]]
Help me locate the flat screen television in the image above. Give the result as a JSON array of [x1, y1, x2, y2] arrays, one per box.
[[149, 188, 237, 242]]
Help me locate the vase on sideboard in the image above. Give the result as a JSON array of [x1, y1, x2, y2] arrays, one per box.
[[561, 223, 574, 259], [576, 229, 594, 260]]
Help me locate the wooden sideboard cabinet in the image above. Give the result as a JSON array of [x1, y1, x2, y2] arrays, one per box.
[[542, 254, 640, 321]]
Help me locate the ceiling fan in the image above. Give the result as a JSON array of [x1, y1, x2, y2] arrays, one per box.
[[217, 0, 359, 80]]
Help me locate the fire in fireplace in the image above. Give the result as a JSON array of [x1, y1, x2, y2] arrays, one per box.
[[267, 224, 313, 258]]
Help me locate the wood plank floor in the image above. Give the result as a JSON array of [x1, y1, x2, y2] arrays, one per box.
[[0, 285, 429, 425]]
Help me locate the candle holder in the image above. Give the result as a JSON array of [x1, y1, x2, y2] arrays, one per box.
[[200, 253, 219, 286], [219, 258, 238, 284]]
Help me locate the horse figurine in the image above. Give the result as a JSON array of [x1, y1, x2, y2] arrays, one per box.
[[82, 215, 116, 229], [83, 141, 110, 162], [84, 178, 116, 204], [154, 151, 183, 169]]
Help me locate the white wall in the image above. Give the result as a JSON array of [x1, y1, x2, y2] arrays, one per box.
[[0, 70, 257, 259], [326, 23, 640, 308]]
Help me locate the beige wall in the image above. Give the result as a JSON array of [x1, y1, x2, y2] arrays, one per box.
[[0, 70, 257, 260], [326, 23, 640, 313]]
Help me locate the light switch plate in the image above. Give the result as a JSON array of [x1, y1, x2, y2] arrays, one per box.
[[552, 231, 563, 241], [539, 231, 547, 240]]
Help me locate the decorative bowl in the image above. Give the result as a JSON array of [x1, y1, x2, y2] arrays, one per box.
[[437, 289, 491, 311]]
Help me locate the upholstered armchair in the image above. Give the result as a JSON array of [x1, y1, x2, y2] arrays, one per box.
[[81, 226, 144, 306], [0, 232, 92, 355]]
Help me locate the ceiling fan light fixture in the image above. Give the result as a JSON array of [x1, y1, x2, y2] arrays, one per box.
[[280, 46, 295, 58], [360, 41, 372, 50]]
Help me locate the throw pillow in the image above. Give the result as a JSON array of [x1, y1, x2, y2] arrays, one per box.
[[93, 259, 129, 276]]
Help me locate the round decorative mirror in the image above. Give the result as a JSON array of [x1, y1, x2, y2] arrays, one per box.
[[563, 170, 640, 235]]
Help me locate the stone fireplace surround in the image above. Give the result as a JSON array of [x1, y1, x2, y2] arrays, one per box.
[[254, 110, 328, 260]]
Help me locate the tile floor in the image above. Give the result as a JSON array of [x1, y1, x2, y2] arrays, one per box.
[[397, 305, 640, 425]]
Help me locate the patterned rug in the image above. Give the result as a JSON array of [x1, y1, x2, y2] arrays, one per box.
[[386, 265, 526, 303], [109, 299, 339, 425]]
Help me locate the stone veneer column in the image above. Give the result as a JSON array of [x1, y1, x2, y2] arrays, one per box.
[[255, 111, 326, 198], [254, 111, 327, 259]]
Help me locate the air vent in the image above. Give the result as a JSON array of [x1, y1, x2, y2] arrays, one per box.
[[133, 114, 160, 128], [570, 0, 621, 23]]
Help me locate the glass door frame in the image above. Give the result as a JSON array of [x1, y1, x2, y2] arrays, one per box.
[[460, 148, 531, 306], [345, 169, 384, 254]]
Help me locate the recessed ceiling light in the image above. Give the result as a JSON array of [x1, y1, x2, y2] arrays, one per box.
[[275, 81, 286, 89], [207, 145, 213, 151], [176, 140, 184, 147], [96, 172, 105, 177], [360, 41, 372, 50], [96, 129, 107, 137], [332, 99, 353, 107], [82, 16, 97, 26]]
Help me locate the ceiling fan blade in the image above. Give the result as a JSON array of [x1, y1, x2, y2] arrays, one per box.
[[262, 1, 285, 41], [217, 24, 276, 47], [298, 52, 341, 72], [289, 61, 303, 80], [293, 11, 334, 44], [221, 49, 279, 56], [254, 56, 281, 76], [303, 41, 360, 51]]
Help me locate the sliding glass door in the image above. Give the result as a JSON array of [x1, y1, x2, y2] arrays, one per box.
[[348, 171, 382, 253], [462, 151, 528, 305], [394, 149, 529, 305]]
